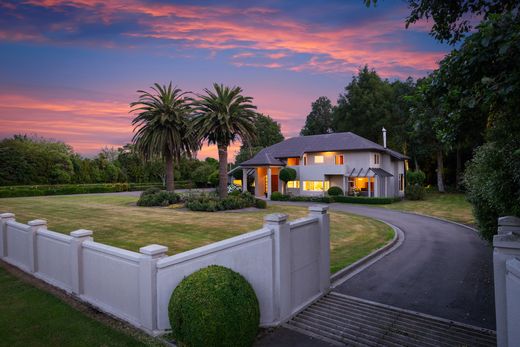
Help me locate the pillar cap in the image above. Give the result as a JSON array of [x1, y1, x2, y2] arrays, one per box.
[[70, 229, 93, 238], [498, 216, 520, 227], [264, 213, 288, 224], [0, 213, 15, 219], [140, 244, 168, 256], [309, 205, 329, 214], [28, 219, 47, 227]]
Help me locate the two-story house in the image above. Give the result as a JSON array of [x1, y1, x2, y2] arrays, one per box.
[[235, 131, 407, 199]]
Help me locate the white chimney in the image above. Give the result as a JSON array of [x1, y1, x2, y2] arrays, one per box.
[[382, 127, 387, 148]]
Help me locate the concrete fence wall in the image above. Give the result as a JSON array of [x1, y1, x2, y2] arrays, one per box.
[[493, 216, 520, 347], [0, 205, 330, 335]]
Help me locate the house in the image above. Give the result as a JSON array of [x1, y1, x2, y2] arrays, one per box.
[[234, 129, 408, 199]]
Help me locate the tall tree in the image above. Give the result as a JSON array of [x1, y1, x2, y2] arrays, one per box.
[[130, 83, 193, 192], [235, 114, 284, 164], [192, 83, 258, 198], [365, 0, 519, 44], [300, 96, 334, 136], [333, 66, 411, 151]]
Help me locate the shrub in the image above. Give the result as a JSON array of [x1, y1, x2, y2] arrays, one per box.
[[169, 265, 260, 347], [279, 167, 297, 183], [270, 192, 286, 201], [327, 186, 343, 196], [0, 183, 131, 198], [137, 189, 180, 207], [405, 170, 426, 201], [185, 192, 256, 212], [405, 184, 425, 200], [255, 198, 267, 209]]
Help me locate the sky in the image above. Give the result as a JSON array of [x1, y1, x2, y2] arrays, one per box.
[[0, 0, 450, 160]]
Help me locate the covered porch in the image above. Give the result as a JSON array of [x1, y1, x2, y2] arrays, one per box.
[[237, 166, 283, 198], [343, 167, 393, 198]]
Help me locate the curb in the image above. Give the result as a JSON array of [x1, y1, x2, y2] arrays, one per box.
[[330, 220, 405, 288]]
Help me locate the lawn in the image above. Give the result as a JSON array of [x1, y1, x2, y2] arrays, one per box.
[[0, 194, 393, 274], [382, 192, 474, 225], [0, 265, 160, 347]]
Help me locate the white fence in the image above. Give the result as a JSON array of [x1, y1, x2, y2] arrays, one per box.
[[493, 216, 520, 347], [0, 205, 330, 335]]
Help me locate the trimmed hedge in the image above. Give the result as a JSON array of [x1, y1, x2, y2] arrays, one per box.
[[333, 196, 397, 204], [254, 198, 267, 209], [270, 193, 396, 205], [327, 186, 343, 196], [0, 181, 195, 198], [168, 265, 260, 347]]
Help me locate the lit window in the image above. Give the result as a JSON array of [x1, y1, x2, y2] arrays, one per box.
[[314, 155, 324, 164], [287, 157, 300, 166], [374, 154, 380, 165], [287, 181, 300, 188], [335, 155, 344, 165], [233, 179, 242, 186], [303, 181, 330, 191]]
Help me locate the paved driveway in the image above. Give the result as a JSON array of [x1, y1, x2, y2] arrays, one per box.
[[273, 202, 496, 330]]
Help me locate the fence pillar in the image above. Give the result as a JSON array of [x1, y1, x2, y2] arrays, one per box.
[[265, 213, 291, 323], [70, 229, 93, 295], [0, 213, 15, 259], [309, 205, 330, 294], [493, 216, 520, 347], [139, 244, 168, 333], [27, 219, 47, 273]]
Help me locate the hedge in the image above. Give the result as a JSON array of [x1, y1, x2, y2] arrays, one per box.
[[168, 265, 259, 347], [0, 181, 195, 198], [270, 193, 396, 205]]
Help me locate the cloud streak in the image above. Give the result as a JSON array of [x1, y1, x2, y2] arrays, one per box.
[[4, 0, 445, 77]]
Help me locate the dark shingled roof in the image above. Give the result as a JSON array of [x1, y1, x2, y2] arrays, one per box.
[[240, 132, 408, 166]]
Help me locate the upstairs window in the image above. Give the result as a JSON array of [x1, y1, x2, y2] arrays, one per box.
[[287, 157, 300, 166], [373, 153, 380, 165], [335, 155, 344, 165], [314, 155, 324, 164]]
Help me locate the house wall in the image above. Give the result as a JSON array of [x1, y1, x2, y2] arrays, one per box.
[[0, 207, 331, 335]]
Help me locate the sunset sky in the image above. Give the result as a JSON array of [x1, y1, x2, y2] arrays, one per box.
[[0, 0, 450, 160]]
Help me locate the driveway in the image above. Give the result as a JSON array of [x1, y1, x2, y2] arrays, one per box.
[[273, 202, 495, 330]]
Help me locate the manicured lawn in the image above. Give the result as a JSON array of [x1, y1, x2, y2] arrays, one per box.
[[0, 194, 393, 274], [382, 192, 474, 225], [0, 266, 160, 347]]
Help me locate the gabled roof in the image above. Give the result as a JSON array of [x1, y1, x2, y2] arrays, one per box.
[[240, 132, 408, 166]]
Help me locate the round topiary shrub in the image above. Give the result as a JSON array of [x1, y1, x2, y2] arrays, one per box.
[[169, 265, 260, 347], [327, 186, 343, 196], [279, 167, 297, 183]]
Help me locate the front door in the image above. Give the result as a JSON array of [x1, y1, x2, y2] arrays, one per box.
[[271, 175, 279, 192]]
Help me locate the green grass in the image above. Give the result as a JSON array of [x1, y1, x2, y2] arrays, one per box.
[[0, 266, 159, 347], [382, 192, 474, 225], [0, 194, 393, 273]]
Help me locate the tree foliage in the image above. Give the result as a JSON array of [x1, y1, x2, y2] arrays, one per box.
[[235, 114, 284, 164], [365, 0, 520, 44], [192, 83, 258, 198], [130, 82, 194, 191], [300, 96, 334, 136]]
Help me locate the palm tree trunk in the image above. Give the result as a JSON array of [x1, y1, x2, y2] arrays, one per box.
[[436, 148, 445, 193], [218, 143, 228, 198], [165, 156, 175, 192]]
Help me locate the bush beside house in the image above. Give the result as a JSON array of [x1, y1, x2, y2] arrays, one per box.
[[270, 192, 394, 204], [405, 170, 426, 200], [168, 265, 260, 347]]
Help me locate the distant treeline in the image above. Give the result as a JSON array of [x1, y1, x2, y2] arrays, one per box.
[[0, 135, 219, 187]]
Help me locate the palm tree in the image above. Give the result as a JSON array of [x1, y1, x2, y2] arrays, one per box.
[[192, 83, 258, 198], [130, 83, 193, 192]]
